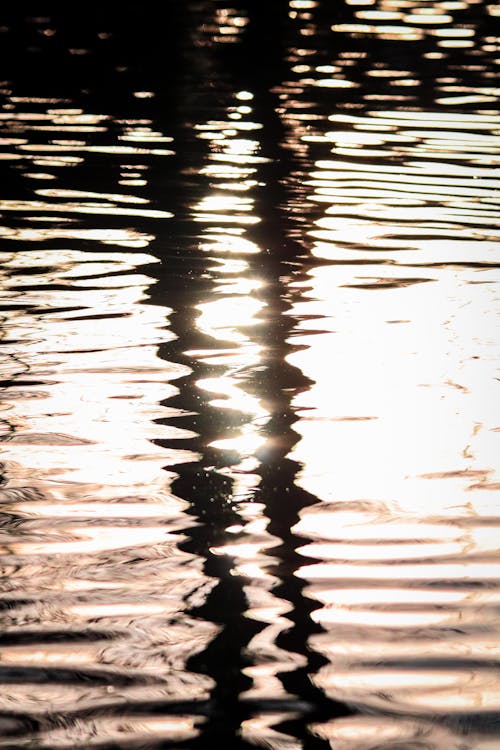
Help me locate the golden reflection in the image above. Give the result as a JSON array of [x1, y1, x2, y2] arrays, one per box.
[[311, 630, 500, 661], [312, 609, 457, 627], [195, 194, 254, 212], [192, 104, 269, 426], [234, 562, 273, 580], [196, 296, 264, 343], [315, 667, 500, 712], [35, 188, 149, 203], [10, 526, 180, 556], [187, 87, 301, 702], [356, 10, 404, 19], [201, 8, 249, 44], [11, 502, 183, 518], [281, 48, 500, 719], [300, 540, 466, 560], [29, 715, 202, 746], [0, 645, 100, 666], [2, 6, 499, 735], [295, 513, 466, 541], [18, 143, 174, 155], [211, 542, 266, 559], [190, 95, 271, 471], [315, 78, 359, 89], [0, 198, 172, 219], [22, 172, 57, 179], [68, 602, 177, 617], [242, 713, 302, 750], [0, 250, 196, 496], [200, 229, 261, 254], [311, 715, 474, 750], [0, 682, 207, 714], [0, 193, 218, 717], [403, 12, 454, 24], [290, 0, 317, 8], [0, 227, 154, 246], [332, 23, 424, 40], [315, 588, 470, 605], [235, 90, 253, 101], [197, 375, 265, 417], [297, 561, 500, 581], [209, 430, 266, 456]]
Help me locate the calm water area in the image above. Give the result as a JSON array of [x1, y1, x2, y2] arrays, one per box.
[[0, 2, 499, 748]]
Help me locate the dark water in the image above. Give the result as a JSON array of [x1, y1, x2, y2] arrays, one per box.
[[0, 2, 499, 748]]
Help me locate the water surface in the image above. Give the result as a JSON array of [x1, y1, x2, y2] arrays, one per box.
[[0, 2, 499, 748]]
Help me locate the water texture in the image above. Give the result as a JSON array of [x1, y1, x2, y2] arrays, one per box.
[[0, 2, 499, 748]]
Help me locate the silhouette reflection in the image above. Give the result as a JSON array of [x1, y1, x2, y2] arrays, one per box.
[[0, 1, 498, 748]]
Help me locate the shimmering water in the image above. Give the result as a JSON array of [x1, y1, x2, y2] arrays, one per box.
[[0, 2, 499, 748]]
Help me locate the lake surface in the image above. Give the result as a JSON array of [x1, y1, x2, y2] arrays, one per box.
[[0, 2, 499, 748]]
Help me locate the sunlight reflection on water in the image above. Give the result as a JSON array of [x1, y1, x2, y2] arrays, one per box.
[[0, 0, 499, 748]]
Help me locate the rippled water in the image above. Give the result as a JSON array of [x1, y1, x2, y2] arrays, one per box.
[[0, 2, 499, 748]]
